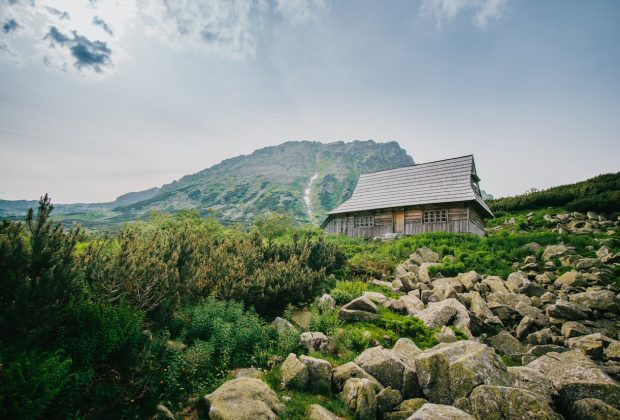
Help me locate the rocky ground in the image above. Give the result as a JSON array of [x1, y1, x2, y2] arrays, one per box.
[[165, 218, 620, 420]]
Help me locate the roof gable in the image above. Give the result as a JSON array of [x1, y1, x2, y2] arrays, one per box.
[[328, 155, 493, 217]]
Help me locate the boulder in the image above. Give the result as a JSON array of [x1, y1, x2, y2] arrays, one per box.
[[300, 331, 330, 353], [467, 385, 557, 420], [526, 328, 554, 346], [469, 291, 503, 328], [546, 300, 591, 320], [339, 308, 380, 323], [416, 298, 471, 336], [561, 321, 594, 338], [300, 355, 332, 392], [383, 398, 427, 420], [605, 341, 620, 361], [391, 338, 422, 364], [569, 289, 618, 312], [281, 353, 309, 390], [554, 270, 587, 288], [376, 386, 402, 416], [317, 294, 336, 313], [204, 377, 284, 420], [414, 340, 509, 404], [515, 316, 536, 339], [362, 291, 388, 304], [418, 263, 440, 283], [527, 350, 620, 410], [481, 276, 511, 294], [431, 277, 464, 298], [410, 247, 440, 264], [542, 244, 575, 261], [342, 296, 377, 313], [273, 317, 297, 334], [331, 362, 383, 392], [341, 378, 377, 420], [522, 344, 568, 365], [354, 346, 408, 392], [486, 331, 527, 357], [408, 403, 473, 419], [457, 271, 480, 290], [305, 404, 339, 420], [486, 292, 531, 311], [572, 398, 620, 420], [390, 294, 424, 315], [507, 366, 556, 404], [566, 334, 605, 359]]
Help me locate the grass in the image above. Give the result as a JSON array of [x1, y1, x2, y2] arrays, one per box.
[[329, 280, 399, 305], [265, 367, 352, 419]]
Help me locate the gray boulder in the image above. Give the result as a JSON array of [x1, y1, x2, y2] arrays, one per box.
[[305, 404, 339, 420], [383, 398, 427, 420], [470, 291, 502, 326], [300, 331, 330, 353], [341, 378, 377, 420], [546, 300, 591, 320], [486, 331, 527, 357], [339, 308, 380, 323], [317, 294, 336, 313], [542, 244, 575, 261], [414, 340, 509, 404], [376, 386, 402, 416], [355, 346, 409, 392], [281, 353, 309, 390], [507, 366, 556, 404], [572, 398, 620, 420], [569, 289, 618, 312], [408, 403, 473, 419], [410, 247, 440, 264], [331, 361, 383, 392], [300, 355, 332, 392], [416, 298, 471, 336], [467, 385, 557, 420], [456, 271, 480, 290], [527, 350, 620, 410], [273, 317, 297, 334], [204, 377, 284, 420], [342, 296, 378, 313]]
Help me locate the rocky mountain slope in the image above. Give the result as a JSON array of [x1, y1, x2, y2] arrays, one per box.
[[185, 211, 620, 419], [0, 140, 413, 228]]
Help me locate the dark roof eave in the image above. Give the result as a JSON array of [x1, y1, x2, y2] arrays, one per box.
[[327, 198, 495, 218]]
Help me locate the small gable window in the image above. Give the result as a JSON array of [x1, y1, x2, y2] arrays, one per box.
[[355, 215, 375, 227], [424, 210, 447, 223]]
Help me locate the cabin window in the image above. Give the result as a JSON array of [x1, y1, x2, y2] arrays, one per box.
[[423, 210, 447, 223], [355, 215, 375, 227]]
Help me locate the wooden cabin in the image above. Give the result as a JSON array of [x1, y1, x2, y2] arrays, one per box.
[[321, 155, 493, 238]]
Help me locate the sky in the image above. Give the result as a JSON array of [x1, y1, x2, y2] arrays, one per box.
[[0, 0, 619, 203]]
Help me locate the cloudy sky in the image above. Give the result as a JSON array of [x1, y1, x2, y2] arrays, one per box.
[[0, 0, 618, 203]]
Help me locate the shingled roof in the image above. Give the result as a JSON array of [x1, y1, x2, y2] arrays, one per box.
[[328, 155, 493, 217]]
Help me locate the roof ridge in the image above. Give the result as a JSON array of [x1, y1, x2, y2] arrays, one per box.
[[360, 154, 474, 176]]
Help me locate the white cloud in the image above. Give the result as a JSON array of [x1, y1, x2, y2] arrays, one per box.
[[140, 0, 267, 59], [275, 0, 330, 23], [421, 0, 508, 28]]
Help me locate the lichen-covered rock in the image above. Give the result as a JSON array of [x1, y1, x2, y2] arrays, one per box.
[[481, 276, 511, 294], [605, 341, 620, 361], [486, 331, 527, 357], [376, 386, 402, 415], [392, 294, 425, 315], [467, 385, 557, 420], [416, 298, 471, 336], [280, 353, 309, 390], [342, 296, 378, 313], [305, 404, 339, 420], [272, 317, 297, 334], [566, 334, 605, 359], [569, 289, 618, 312], [515, 316, 536, 339], [542, 244, 575, 261], [339, 308, 380, 322], [561, 321, 594, 338], [391, 338, 422, 364], [300, 355, 332, 392], [527, 350, 620, 410], [521, 344, 568, 365], [546, 300, 590, 320], [383, 398, 427, 420], [300, 331, 330, 353], [362, 291, 388, 304], [408, 403, 473, 419], [355, 346, 408, 392], [456, 271, 480, 290], [507, 366, 556, 404], [554, 270, 586, 288], [506, 271, 546, 297], [470, 291, 502, 326], [332, 362, 383, 392], [341, 378, 377, 420], [414, 340, 509, 404], [204, 377, 284, 420], [572, 398, 620, 420], [410, 247, 440, 264]]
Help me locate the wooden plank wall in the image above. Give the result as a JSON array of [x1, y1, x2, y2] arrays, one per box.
[[324, 202, 486, 237]]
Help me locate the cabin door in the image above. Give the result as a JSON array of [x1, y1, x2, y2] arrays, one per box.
[[393, 210, 405, 234]]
